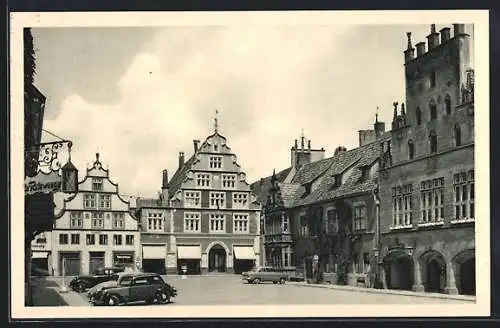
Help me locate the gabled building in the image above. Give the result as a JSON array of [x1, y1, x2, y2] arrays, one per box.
[[51, 153, 140, 276], [378, 24, 475, 295], [144, 118, 262, 275], [254, 121, 388, 287]]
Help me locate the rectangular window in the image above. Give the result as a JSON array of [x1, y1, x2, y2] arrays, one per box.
[[209, 156, 223, 169], [112, 213, 125, 229], [326, 209, 338, 234], [70, 234, 80, 245], [430, 71, 437, 87], [92, 178, 103, 191], [86, 234, 95, 245], [453, 170, 475, 222], [300, 215, 308, 236], [91, 212, 104, 229], [99, 234, 108, 245], [232, 192, 248, 208], [282, 214, 290, 233], [59, 234, 68, 245], [353, 253, 360, 274], [184, 213, 201, 232], [70, 212, 83, 229], [233, 214, 249, 233], [353, 205, 367, 231], [222, 174, 237, 189], [184, 191, 201, 208], [210, 191, 226, 209], [125, 235, 134, 245], [99, 194, 111, 209], [147, 212, 164, 232], [84, 194, 96, 208], [209, 214, 225, 233], [363, 252, 371, 274], [113, 234, 123, 245], [196, 173, 211, 188], [392, 184, 413, 227], [420, 177, 444, 223]]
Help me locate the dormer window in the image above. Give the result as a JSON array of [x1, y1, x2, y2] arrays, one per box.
[[359, 166, 369, 182], [332, 174, 341, 188], [430, 70, 437, 88], [213, 144, 219, 152]]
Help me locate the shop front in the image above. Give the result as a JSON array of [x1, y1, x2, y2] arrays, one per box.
[[31, 251, 50, 275], [142, 245, 167, 274], [233, 246, 256, 274], [113, 251, 135, 270], [89, 251, 105, 274], [177, 245, 201, 275], [59, 251, 81, 276]]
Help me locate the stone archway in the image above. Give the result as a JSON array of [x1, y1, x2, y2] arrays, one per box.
[[420, 250, 447, 293], [383, 251, 414, 291], [207, 242, 229, 273], [453, 249, 475, 295]]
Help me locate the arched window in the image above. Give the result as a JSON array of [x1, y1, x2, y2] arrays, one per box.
[[454, 124, 462, 146], [445, 95, 452, 115], [429, 130, 438, 154], [408, 140, 415, 159], [429, 99, 437, 120], [416, 107, 422, 125]]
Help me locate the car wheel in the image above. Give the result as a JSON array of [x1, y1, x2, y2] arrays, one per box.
[[156, 292, 169, 304], [273, 281, 278, 284], [253, 278, 261, 284], [279, 278, 286, 284], [77, 282, 86, 293], [107, 295, 120, 306]]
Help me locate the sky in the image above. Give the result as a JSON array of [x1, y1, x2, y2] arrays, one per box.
[[32, 23, 474, 198]]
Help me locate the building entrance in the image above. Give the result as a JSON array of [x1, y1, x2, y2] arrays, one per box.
[[208, 244, 227, 272]]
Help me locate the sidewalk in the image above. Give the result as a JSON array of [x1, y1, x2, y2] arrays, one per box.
[[288, 281, 476, 302], [31, 276, 89, 306]]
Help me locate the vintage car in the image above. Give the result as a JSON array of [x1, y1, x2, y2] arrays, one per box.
[[93, 273, 178, 306], [69, 267, 125, 292], [87, 273, 132, 301], [241, 266, 288, 284]]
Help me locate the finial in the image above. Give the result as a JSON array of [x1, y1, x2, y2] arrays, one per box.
[[214, 109, 219, 133], [431, 24, 436, 34], [393, 102, 398, 119], [401, 103, 406, 116], [96, 152, 100, 162], [406, 32, 412, 49], [271, 169, 277, 185], [375, 106, 379, 123], [301, 129, 305, 149]]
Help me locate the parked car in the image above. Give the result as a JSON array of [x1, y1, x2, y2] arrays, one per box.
[[241, 266, 288, 284], [69, 267, 125, 292], [87, 272, 131, 301], [94, 273, 178, 306]]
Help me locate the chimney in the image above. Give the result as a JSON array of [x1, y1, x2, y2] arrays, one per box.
[[440, 27, 451, 43], [416, 42, 426, 57], [178, 151, 184, 169], [334, 146, 347, 156], [193, 139, 200, 153], [161, 169, 169, 206], [426, 24, 440, 50], [453, 24, 466, 37], [404, 32, 415, 63]]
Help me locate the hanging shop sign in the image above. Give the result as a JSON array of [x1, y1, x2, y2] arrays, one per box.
[[25, 171, 62, 195]]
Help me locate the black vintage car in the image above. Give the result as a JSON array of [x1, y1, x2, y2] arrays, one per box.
[[93, 273, 177, 306], [69, 267, 125, 292]]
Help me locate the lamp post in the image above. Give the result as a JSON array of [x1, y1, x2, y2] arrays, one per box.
[[59, 257, 68, 293]]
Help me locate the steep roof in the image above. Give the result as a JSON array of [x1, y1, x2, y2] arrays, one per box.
[[292, 136, 388, 207], [291, 157, 334, 185], [168, 155, 196, 197], [250, 167, 292, 204], [278, 183, 304, 208]]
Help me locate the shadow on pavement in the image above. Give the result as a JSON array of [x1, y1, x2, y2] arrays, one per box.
[[31, 278, 69, 307]]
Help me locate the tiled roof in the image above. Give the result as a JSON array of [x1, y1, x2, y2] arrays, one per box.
[[278, 183, 304, 208], [168, 155, 196, 197], [292, 137, 388, 207], [250, 167, 292, 204], [291, 157, 334, 185]]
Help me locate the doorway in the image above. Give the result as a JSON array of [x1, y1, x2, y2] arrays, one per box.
[[208, 244, 227, 272]]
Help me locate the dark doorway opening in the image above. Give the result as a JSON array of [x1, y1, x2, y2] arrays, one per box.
[[459, 257, 476, 295], [426, 259, 445, 293], [142, 259, 166, 274], [385, 254, 413, 290], [177, 259, 201, 275], [234, 259, 255, 274], [208, 244, 227, 272]]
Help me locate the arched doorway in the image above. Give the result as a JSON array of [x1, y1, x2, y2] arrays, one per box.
[[454, 249, 475, 295], [384, 251, 414, 290], [208, 244, 227, 272], [460, 257, 476, 295], [420, 251, 446, 293]]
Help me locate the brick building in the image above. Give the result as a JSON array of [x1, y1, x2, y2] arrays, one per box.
[[51, 153, 141, 276], [377, 24, 475, 295]]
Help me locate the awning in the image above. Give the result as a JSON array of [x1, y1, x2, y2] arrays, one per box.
[[142, 245, 167, 259], [32, 251, 49, 259], [233, 246, 256, 260], [177, 246, 201, 259]]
